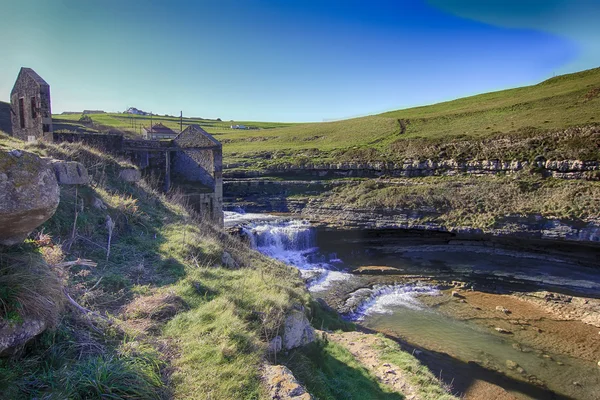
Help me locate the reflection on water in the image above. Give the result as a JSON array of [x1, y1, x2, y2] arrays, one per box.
[[363, 300, 600, 399]]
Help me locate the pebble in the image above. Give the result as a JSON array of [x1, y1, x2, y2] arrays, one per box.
[[495, 306, 510, 314], [495, 327, 512, 334]]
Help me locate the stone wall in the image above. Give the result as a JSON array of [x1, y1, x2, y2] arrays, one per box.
[[54, 132, 124, 152], [173, 149, 215, 187]]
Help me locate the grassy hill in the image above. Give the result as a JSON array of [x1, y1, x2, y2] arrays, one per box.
[[48, 67, 599, 168], [52, 112, 295, 136], [213, 67, 600, 167]]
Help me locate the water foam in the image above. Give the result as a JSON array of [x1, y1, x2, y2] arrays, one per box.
[[348, 284, 440, 321]]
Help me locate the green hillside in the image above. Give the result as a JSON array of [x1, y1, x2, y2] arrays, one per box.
[[215, 67, 600, 167], [45, 67, 600, 168], [52, 112, 295, 136]]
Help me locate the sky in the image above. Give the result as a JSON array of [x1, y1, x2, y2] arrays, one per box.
[[0, 0, 598, 122]]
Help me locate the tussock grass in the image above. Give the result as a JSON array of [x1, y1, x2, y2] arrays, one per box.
[[0, 249, 65, 327]]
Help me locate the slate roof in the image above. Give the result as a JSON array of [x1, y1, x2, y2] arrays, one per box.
[[148, 123, 177, 134]]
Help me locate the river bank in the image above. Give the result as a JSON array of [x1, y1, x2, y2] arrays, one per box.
[[228, 211, 600, 399]]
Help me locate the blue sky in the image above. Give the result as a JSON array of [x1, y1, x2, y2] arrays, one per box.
[[0, 0, 597, 121]]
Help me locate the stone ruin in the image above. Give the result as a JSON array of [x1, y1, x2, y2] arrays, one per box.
[[10, 68, 53, 142], [5, 67, 223, 225]]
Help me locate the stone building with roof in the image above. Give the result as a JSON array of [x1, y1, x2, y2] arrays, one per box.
[[142, 123, 179, 140], [10, 67, 53, 142]]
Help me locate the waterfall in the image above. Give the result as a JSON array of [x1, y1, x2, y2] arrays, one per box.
[[226, 212, 351, 291], [225, 212, 438, 317]]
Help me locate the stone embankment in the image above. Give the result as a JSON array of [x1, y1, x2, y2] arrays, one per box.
[[225, 158, 600, 180]]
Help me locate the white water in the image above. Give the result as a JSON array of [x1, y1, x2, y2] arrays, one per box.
[[225, 212, 437, 319], [347, 284, 441, 321]]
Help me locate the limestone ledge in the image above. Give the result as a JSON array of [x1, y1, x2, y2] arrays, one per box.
[[225, 159, 600, 179], [301, 200, 600, 244]]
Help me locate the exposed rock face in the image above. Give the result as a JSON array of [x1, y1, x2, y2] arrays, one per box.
[[0, 318, 46, 355], [0, 150, 60, 245], [118, 168, 141, 182], [301, 199, 600, 245], [283, 308, 316, 350], [51, 159, 89, 184], [263, 364, 313, 400], [225, 158, 600, 180]]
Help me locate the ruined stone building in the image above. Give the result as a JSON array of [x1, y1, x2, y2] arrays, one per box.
[[6, 68, 223, 225], [124, 125, 223, 223], [10, 68, 53, 142]]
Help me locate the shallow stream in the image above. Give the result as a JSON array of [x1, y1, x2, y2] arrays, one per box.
[[225, 211, 600, 399]]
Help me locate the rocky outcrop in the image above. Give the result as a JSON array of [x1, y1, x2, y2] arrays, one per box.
[[263, 364, 312, 400], [301, 199, 600, 244], [283, 307, 316, 350], [51, 159, 89, 185], [0, 150, 60, 245], [0, 318, 46, 355], [225, 158, 600, 180]]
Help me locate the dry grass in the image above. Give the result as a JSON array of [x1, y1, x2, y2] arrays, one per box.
[[0, 249, 65, 327]]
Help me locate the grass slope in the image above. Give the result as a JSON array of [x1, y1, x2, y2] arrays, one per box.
[[215, 67, 600, 167], [0, 132, 310, 399], [47, 67, 600, 167]]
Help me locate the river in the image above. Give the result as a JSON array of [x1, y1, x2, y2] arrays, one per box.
[[225, 211, 600, 400]]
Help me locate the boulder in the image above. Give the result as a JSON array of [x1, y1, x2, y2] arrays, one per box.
[[0, 318, 46, 355], [222, 251, 239, 269], [263, 364, 312, 400], [50, 160, 89, 185], [0, 150, 60, 245], [119, 168, 141, 183], [283, 308, 316, 350]]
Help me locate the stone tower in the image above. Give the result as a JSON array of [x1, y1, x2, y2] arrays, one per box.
[[10, 68, 53, 142]]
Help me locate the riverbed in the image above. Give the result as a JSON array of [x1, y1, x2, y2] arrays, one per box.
[[225, 211, 600, 399]]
